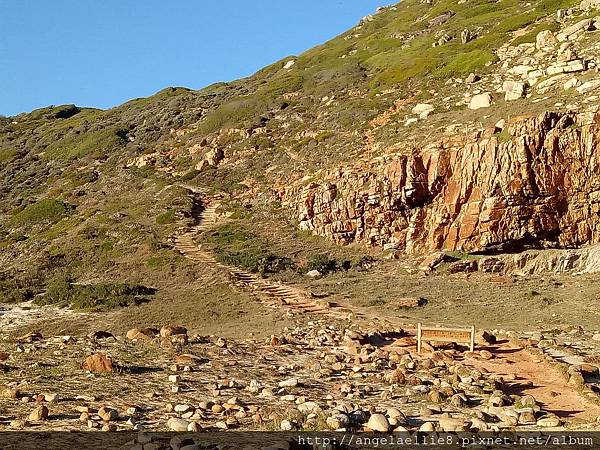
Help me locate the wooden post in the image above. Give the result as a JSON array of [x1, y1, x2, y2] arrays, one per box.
[[470, 325, 475, 352], [417, 323, 422, 353]]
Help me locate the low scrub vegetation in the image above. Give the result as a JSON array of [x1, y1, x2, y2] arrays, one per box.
[[35, 279, 155, 311], [9, 198, 75, 227], [203, 223, 375, 277]]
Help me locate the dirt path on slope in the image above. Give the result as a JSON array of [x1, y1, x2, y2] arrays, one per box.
[[173, 194, 359, 320], [466, 340, 600, 424]]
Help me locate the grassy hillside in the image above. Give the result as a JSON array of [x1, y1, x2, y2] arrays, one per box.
[[0, 0, 585, 309]]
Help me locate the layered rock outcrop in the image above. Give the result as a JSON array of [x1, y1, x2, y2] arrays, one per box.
[[284, 111, 600, 254]]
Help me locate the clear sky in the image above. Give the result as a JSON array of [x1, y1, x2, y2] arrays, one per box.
[[0, 0, 388, 116]]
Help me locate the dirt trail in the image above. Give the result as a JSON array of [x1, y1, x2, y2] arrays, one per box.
[[173, 197, 357, 320], [467, 340, 600, 423]]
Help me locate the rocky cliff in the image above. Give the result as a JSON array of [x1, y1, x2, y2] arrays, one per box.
[[284, 110, 600, 254]]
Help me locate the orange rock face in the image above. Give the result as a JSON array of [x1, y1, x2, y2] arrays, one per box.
[[285, 112, 600, 254]]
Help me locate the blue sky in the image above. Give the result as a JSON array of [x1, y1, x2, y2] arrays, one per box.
[[0, 0, 388, 116]]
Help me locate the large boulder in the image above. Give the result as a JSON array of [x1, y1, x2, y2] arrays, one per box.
[[503, 81, 526, 101], [468, 93, 492, 110], [366, 413, 390, 432]]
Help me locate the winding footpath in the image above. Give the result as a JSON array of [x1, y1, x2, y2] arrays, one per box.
[[173, 194, 355, 319]]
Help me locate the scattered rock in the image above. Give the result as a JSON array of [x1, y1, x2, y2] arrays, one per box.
[[167, 418, 190, 432], [503, 81, 525, 101], [577, 80, 600, 94], [82, 353, 113, 373], [412, 103, 434, 118], [278, 378, 299, 388], [366, 413, 390, 432], [126, 328, 159, 340], [98, 406, 119, 421], [468, 93, 492, 110], [28, 405, 49, 421], [160, 325, 187, 338], [466, 73, 480, 84], [536, 30, 558, 50]]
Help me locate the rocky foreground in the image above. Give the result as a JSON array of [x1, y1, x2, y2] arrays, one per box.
[[1, 315, 600, 448]]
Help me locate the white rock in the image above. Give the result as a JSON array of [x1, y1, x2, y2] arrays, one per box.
[[536, 30, 558, 50], [297, 402, 321, 414], [419, 422, 435, 432], [283, 60, 296, 70], [547, 64, 566, 76], [439, 416, 468, 432], [386, 407, 405, 420], [306, 270, 322, 278], [280, 419, 294, 431], [557, 19, 593, 42], [278, 378, 299, 388], [581, 0, 600, 11], [167, 418, 190, 432], [503, 80, 525, 101], [537, 416, 561, 428], [564, 78, 581, 90], [174, 404, 192, 414], [469, 93, 492, 110], [537, 74, 569, 93], [366, 413, 390, 432], [510, 65, 534, 76], [187, 422, 200, 432], [411, 103, 434, 116], [577, 80, 600, 94], [564, 60, 586, 73]]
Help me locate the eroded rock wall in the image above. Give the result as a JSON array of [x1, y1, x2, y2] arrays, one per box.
[[283, 111, 600, 254]]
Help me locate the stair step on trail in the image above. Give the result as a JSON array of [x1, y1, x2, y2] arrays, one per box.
[[173, 193, 351, 319]]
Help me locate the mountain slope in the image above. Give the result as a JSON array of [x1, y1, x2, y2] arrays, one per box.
[[3, 0, 600, 307]]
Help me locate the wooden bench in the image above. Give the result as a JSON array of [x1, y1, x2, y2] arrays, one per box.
[[417, 323, 475, 352]]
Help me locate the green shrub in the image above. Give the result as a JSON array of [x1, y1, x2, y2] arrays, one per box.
[[10, 199, 74, 227], [35, 279, 155, 311], [156, 210, 177, 225], [44, 127, 128, 161], [204, 223, 293, 275], [307, 254, 342, 273], [433, 50, 497, 78]]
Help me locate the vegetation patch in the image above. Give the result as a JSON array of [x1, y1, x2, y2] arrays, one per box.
[[156, 210, 177, 225], [9, 199, 75, 227], [35, 279, 155, 311], [203, 223, 293, 275]]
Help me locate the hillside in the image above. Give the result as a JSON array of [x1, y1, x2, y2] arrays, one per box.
[[4, 0, 600, 440], [3, 0, 600, 302]]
